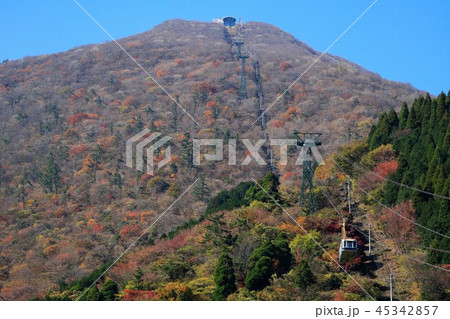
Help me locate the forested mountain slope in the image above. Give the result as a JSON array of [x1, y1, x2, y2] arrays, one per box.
[[0, 19, 424, 300]]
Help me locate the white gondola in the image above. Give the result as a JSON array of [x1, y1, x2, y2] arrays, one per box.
[[339, 238, 357, 263], [338, 219, 357, 263]]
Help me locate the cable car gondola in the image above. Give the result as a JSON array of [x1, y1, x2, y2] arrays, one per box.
[[339, 220, 357, 263]]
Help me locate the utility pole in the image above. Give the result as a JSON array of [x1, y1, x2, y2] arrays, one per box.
[[389, 273, 394, 301], [369, 223, 372, 256], [347, 178, 351, 215]]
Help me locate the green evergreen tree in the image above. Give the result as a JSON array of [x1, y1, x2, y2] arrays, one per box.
[[244, 256, 273, 291], [435, 92, 446, 119], [132, 268, 145, 290], [244, 233, 292, 291], [398, 102, 409, 129], [293, 260, 316, 288], [406, 101, 419, 130], [213, 253, 237, 300], [110, 163, 123, 197], [387, 108, 399, 131], [244, 172, 282, 204], [193, 174, 210, 202], [83, 285, 103, 301], [368, 112, 391, 150], [181, 133, 193, 168], [101, 280, 118, 301], [203, 213, 234, 248], [272, 233, 293, 276], [41, 152, 62, 193]]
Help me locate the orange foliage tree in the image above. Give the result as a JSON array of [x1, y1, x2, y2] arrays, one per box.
[[119, 224, 141, 240], [279, 61, 292, 71], [123, 95, 138, 107]]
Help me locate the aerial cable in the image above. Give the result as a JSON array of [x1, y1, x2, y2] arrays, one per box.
[[330, 146, 450, 201], [321, 148, 450, 241], [319, 185, 450, 273]]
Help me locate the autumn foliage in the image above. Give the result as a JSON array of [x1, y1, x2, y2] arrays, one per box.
[[279, 61, 292, 71], [374, 160, 398, 179], [380, 201, 418, 247], [123, 95, 138, 107], [119, 224, 141, 240], [124, 289, 157, 301], [67, 113, 98, 125]]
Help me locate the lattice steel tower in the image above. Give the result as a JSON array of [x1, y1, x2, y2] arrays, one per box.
[[234, 35, 249, 99], [297, 132, 322, 212]]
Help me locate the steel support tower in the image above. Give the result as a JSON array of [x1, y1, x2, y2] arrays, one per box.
[[235, 37, 248, 99], [297, 132, 322, 212]]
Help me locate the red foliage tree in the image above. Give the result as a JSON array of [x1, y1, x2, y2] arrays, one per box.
[[119, 224, 141, 240], [380, 201, 418, 247], [282, 171, 296, 181], [69, 144, 89, 156], [68, 113, 89, 125], [193, 82, 217, 94], [156, 69, 165, 78], [374, 160, 398, 178], [124, 289, 157, 301], [334, 291, 346, 301], [273, 120, 285, 128], [153, 120, 164, 128], [68, 113, 98, 125]]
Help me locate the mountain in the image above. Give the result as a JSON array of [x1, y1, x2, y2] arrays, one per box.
[[0, 19, 425, 300]]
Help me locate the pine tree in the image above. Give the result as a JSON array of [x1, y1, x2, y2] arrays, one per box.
[[132, 268, 144, 290], [387, 108, 399, 132], [41, 152, 62, 193], [203, 213, 234, 248], [368, 112, 390, 150], [110, 160, 123, 197], [213, 253, 237, 300], [398, 102, 409, 129], [435, 92, 446, 119], [181, 133, 193, 168], [193, 174, 210, 202], [407, 101, 419, 130]]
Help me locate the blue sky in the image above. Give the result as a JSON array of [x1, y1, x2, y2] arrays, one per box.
[[1, 0, 449, 95]]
